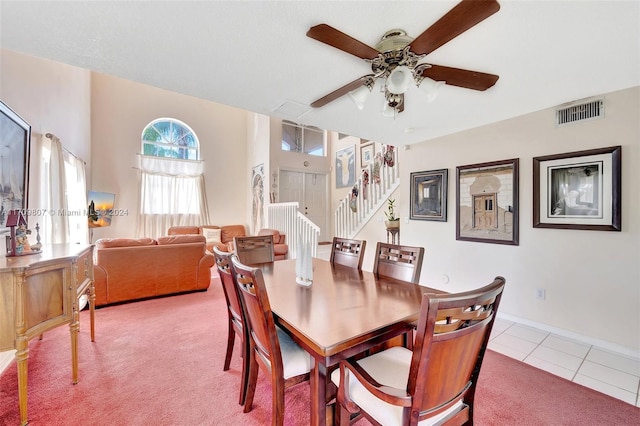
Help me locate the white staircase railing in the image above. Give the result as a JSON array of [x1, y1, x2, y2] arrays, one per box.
[[267, 202, 319, 259], [335, 161, 400, 239]]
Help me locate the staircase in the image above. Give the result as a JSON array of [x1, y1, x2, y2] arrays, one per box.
[[335, 161, 400, 239], [266, 160, 399, 251], [266, 202, 319, 259]]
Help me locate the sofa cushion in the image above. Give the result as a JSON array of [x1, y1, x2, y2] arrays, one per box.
[[156, 234, 206, 245], [220, 225, 246, 243], [96, 238, 157, 248], [202, 227, 222, 244], [167, 226, 201, 235], [258, 228, 285, 244], [211, 242, 233, 252]]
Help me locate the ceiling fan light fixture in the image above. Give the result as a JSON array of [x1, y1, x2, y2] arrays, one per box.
[[386, 66, 413, 95], [382, 101, 397, 118], [418, 77, 444, 102], [348, 84, 372, 110]]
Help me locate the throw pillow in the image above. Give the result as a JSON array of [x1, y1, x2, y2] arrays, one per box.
[[202, 227, 222, 244]]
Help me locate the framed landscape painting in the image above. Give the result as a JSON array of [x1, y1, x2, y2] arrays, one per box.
[[533, 146, 621, 231], [410, 169, 448, 221], [0, 100, 31, 232], [456, 158, 519, 245]]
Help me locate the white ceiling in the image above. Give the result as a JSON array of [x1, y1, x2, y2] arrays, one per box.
[[1, 1, 638, 146]]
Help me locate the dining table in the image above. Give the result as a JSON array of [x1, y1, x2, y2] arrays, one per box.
[[259, 257, 442, 426]]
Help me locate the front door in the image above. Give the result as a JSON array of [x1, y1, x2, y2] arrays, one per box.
[[279, 170, 328, 241]]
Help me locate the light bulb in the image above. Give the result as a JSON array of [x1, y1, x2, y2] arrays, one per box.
[[386, 66, 412, 95]]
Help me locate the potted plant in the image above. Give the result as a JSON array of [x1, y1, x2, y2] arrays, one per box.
[[384, 198, 400, 229]]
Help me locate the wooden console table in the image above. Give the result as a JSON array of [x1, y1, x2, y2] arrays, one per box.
[[0, 244, 95, 426]]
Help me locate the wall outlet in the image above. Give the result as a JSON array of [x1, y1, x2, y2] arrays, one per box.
[[536, 288, 546, 300]]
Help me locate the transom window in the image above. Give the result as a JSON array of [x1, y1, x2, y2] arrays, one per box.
[[281, 120, 325, 156], [142, 118, 199, 160]]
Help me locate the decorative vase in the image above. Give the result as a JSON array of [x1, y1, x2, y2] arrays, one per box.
[[385, 220, 400, 229]]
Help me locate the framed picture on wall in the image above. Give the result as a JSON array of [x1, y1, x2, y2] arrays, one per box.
[[360, 143, 375, 168], [335, 145, 355, 188], [533, 146, 621, 231], [456, 158, 519, 245], [410, 169, 448, 221], [0, 100, 31, 232]]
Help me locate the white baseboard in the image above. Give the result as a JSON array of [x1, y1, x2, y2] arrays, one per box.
[[0, 350, 16, 374], [498, 312, 639, 360]]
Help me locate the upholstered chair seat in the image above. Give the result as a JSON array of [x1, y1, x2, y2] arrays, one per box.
[[276, 326, 312, 379], [330, 347, 462, 426]]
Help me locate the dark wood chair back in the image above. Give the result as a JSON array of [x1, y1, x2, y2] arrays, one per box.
[[408, 277, 505, 424], [231, 256, 281, 375], [330, 237, 367, 269], [373, 242, 424, 284], [234, 234, 275, 265], [212, 246, 249, 405], [337, 277, 506, 425], [230, 256, 310, 424]]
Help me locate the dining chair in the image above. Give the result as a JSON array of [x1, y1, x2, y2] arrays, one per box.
[[373, 242, 424, 284], [372, 242, 425, 350], [332, 276, 506, 426], [230, 255, 311, 426], [212, 246, 250, 406], [234, 234, 275, 265], [330, 237, 367, 270]]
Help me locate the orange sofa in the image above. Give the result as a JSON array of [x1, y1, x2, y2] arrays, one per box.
[[93, 235, 215, 307], [167, 224, 247, 253]]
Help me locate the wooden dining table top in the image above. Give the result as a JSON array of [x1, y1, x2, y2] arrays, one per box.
[[259, 257, 441, 365]]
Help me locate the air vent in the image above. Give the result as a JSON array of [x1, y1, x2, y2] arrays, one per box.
[[556, 97, 604, 126]]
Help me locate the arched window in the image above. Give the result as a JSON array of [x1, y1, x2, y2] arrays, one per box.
[[138, 118, 209, 238], [142, 118, 199, 160]]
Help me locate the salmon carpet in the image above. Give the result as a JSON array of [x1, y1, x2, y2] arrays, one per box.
[[1, 276, 638, 425]]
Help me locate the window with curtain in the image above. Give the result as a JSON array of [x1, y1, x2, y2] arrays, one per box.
[[138, 118, 209, 238], [31, 134, 88, 245]]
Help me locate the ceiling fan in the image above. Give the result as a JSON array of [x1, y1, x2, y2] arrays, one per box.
[[306, 0, 500, 115]]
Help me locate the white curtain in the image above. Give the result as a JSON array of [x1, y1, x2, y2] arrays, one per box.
[[31, 133, 88, 245], [63, 150, 88, 244], [137, 155, 210, 238]]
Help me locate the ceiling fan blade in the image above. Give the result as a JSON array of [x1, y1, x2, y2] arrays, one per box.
[[307, 24, 380, 60], [410, 0, 500, 56], [422, 64, 499, 91], [310, 76, 372, 108]]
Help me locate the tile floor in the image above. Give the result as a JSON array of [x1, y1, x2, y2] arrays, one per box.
[[315, 243, 640, 408], [488, 318, 640, 407]]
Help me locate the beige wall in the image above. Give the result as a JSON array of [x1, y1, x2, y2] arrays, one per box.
[[356, 87, 640, 354], [246, 113, 270, 235], [90, 72, 249, 239], [0, 49, 91, 206]]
